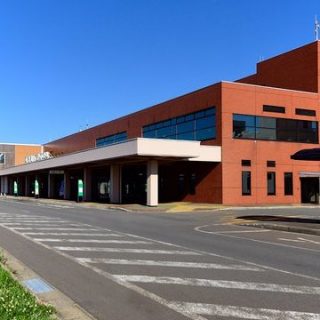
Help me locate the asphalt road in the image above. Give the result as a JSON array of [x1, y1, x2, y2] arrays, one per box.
[[0, 198, 319, 320]]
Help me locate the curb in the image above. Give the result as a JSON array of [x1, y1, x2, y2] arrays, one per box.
[[239, 223, 320, 236], [0, 247, 96, 320]]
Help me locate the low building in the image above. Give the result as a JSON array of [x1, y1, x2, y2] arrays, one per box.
[[1, 41, 320, 205]]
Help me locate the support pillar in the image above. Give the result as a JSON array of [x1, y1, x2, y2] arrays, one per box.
[[110, 164, 121, 203], [147, 160, 158, 206], [64, 171, 71, 200], [83, 168, 92, 202]]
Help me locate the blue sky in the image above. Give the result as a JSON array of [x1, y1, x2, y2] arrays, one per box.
[[0, 0, 319, 144]]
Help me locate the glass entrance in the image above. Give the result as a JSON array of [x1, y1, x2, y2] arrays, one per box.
[[301, 177, 319, 203]]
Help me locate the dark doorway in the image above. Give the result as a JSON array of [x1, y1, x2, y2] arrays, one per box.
[[92, 167, 110, 202], [122, 165, 146, 204], [301, 177, 319, 203]]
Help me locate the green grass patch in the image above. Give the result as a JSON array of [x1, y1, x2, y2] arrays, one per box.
[[0, 258, 55, 320]]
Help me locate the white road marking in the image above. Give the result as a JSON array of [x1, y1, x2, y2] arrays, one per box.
[[0, 216, 58, 221], [113, 275, 320, 294], [195, 224, 320, 253], [34, 239, 151, 244], [278, 238, 306, 243], [1, 223, 76, 227], [54, 247, 200, 255], [23, 232, 123, 237], [76, 258, 263, 271], [170, 302, 320, 320], [213, 230, 270, 234], [298, 237, 320, 245], [13, 227, 101, 231]]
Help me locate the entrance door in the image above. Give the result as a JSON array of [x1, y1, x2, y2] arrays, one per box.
[[301, 177, 319, 203], [121, 165, 146, 204]]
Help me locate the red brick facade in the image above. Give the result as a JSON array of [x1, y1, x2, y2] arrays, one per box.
[[7, 41, 320, 205]]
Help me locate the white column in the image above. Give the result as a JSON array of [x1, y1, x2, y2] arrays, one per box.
[[147, 160, 158, 206], [110, 165, 121, 203]]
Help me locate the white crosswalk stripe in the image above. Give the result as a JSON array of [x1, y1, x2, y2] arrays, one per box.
[[34, 239, 152, 244], [114, 275, 320, 294], [1, 213, 319, 320], [77, 258, 263, 271], [13, 227, 101, 231], [22, 232, 122, 237], [169, 302, 320, 320], [54, 246, 200, 255]]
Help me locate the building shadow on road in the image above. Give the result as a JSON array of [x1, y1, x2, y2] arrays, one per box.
[[236, 215, 320, 224]]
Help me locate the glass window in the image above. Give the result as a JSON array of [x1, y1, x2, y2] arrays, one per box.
[[177, 132, 195, 140], [284, 172, 293, 195], [0, 153, 4, 164], [143, 107, 216, 142], [96, 131, 127, 148], [255, 128, 276, 140], [196, 116, 214, 130], [177, 121, 194, 134], [267, 172, 276, 195], [195, 127, 215, 140], [242, 171, 251, 195], [233, 114, 318, 144], [190, 173, 196, 195]]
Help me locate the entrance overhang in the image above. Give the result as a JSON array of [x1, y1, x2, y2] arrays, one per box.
[[0, 138, 221, 176], [291, 148, 320, 161]]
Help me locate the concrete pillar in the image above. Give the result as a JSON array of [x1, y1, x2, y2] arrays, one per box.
[[64, 171, 71, 200], [147, 160, 158, 206], [110, 164, 121, 203], [83, 168, 92, 202]]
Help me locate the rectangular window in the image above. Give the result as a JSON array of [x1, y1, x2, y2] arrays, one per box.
[[267, 172, 276, 195], [0, 153, 4, 164], [267, 160, 276, 167], [284, 172, 293, 195], [295, 108, 316, 117], [96, 131, 127, 147], [263, 105, 285, 113], [233, 114, 318, 144], [143, 107, 216, 141], [241, 160, 251, 166], [242, 171, 251, 195]]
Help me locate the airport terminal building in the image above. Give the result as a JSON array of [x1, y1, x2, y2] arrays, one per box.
[[1, 41, 320, 206]]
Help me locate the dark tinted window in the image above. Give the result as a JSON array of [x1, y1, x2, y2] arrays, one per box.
[[242, 171, 251, 195], [241, 160, 251, 166], [143, 107, 216, 141], [267, 161, 276, 167], [284, 172, 293, 195], [295, 108, 316, 117], [267, 172, 276, 195], [263, 105, 285, 113], [233, 114, 318, 144], [96, 132, 127, 147]]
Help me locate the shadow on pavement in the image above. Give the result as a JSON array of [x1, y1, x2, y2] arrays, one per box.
[[236, 215, 320, 224]]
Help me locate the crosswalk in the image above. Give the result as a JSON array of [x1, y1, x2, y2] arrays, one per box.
[[0, 212, 319, 320]]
